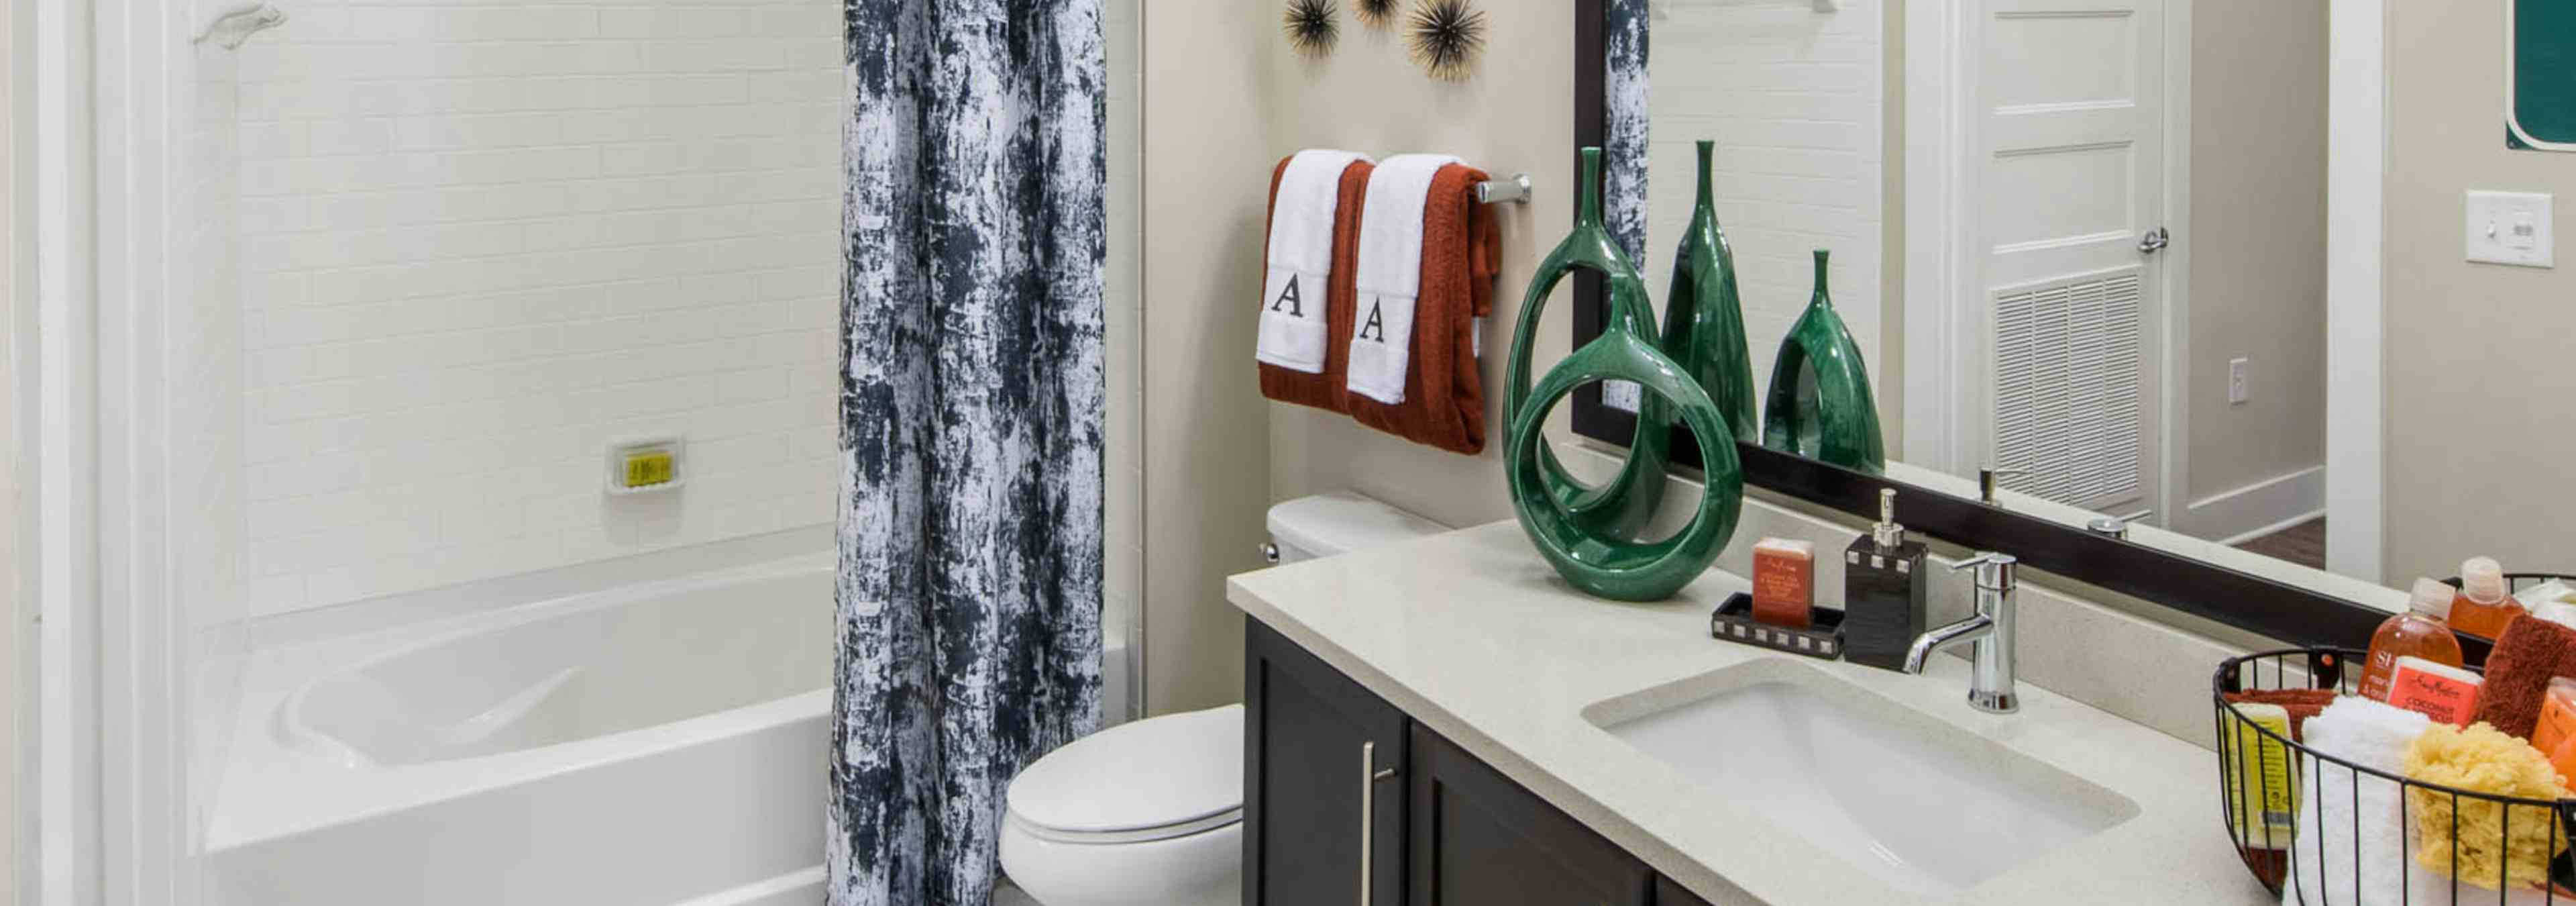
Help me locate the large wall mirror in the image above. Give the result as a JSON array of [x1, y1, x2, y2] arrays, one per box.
[[1572, 0, 2575, 647]]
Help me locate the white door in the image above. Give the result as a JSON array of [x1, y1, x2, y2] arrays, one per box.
[[1969, 0, 2166, 519]]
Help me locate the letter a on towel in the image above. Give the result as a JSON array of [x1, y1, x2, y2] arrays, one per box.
[[1346, 154, 1464, 404], [1258, 150, 1372, 373]]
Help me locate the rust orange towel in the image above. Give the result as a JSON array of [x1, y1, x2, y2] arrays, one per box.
[[1342, 162, 1499, 455], [1257, 155, 1373, 413], [2470, 615, 2576, 738]]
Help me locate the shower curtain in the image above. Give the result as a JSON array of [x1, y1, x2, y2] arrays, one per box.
[[1606, 0, 1650, 265], [831, 2, 1106, 905]]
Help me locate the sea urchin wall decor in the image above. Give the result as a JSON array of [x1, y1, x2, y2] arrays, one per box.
[[1285, 0, 1340, 58], [1407, 0, 1488, 81], [1354, 0, 1398, 28]]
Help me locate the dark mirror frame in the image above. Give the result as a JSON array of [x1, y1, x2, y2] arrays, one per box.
[[1567, 0, 2434, 658]]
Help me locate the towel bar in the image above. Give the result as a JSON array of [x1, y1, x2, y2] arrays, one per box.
[[1476, 174, 1533, 205]]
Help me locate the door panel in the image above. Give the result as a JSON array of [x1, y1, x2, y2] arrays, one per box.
[[1245, 622, 1407, 906], [1656, 876, 1717, 906], [1407, 724, 1654, 906], [1976, 0, 2165, 517]]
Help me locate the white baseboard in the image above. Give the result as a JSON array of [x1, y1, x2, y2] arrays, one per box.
[[2183, 466, 2328, 546]]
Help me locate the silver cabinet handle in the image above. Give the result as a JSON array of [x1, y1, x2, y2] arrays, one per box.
[[1358, 741, 1399, 906]]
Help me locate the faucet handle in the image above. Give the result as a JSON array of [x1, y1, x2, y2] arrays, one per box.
[[1977, 468, 2033, 505], [1947, 552, 2019, 591]]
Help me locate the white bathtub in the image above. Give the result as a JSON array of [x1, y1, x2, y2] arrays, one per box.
[[205, 554, 836, 906]]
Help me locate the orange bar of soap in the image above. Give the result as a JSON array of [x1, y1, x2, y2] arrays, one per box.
[[1752, 538, 1816, 630], [2385, 655, 2483, 725]]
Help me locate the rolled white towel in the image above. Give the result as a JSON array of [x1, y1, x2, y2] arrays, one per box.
[[2282, 697, 2429, 906]]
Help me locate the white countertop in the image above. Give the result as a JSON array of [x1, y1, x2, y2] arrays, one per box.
[[1227, 520, 2275, 906]]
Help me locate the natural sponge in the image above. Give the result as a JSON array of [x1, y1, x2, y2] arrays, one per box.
[[2405, 721, 2571, 890]]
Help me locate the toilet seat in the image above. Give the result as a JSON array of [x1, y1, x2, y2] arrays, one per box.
[[1004, 704, 1244, 844]]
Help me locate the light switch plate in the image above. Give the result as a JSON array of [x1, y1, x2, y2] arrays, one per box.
[[2467, 191, 2555, 267]]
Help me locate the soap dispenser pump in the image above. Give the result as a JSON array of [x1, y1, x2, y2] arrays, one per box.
[[1843, 489, 1930, 671]]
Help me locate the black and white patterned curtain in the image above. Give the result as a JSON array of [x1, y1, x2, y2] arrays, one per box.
[[831, 1, 1106, 905], [1605, 0, 1650, 266]]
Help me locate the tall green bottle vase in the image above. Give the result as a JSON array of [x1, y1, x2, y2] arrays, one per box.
[[1760, 249, 1887, 473], [1505, 149, 1744, 602], [1663, 140, 1759, 446]]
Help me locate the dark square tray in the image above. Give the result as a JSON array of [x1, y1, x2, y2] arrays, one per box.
[[1710, 592, 1845, 660]]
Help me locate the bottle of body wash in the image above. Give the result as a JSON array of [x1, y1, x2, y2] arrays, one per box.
[[2448, 556, 2525, 639], [2361, 578, 2467, 702]]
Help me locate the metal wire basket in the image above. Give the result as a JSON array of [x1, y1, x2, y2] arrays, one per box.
[[2216, 648, 2576, 905]]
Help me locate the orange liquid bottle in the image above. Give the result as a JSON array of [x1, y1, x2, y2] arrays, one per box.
[[2361, 578, 2466, 701], [2448, 556, 2526, 639]]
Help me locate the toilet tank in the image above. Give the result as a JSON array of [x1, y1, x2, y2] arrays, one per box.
[[1265, 491, 1450, 564]]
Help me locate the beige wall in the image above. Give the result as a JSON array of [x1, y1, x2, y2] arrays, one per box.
[[2383, 1, 2576, 583], [1262, 1, 1576, 532], [1139, 3, 1274, 714], [1138, 0, 1580, 713], [2181, 1, 2330, 505]]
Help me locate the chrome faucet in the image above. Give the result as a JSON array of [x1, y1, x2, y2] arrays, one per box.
[[1902, 552, 2020, 714]]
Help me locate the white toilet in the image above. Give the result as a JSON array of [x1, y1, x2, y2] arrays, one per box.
[[998, 491, 1447, 906]]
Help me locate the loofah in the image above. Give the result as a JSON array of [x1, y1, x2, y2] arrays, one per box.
[[2404, 721, 2571, 891]]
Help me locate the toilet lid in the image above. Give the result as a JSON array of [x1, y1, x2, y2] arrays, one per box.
[[1006, 704, 1244, 836]]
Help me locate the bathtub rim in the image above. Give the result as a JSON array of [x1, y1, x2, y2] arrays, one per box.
[[205, 551, 835, 854]]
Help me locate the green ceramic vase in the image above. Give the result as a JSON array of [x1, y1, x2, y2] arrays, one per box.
[[1663, 140, 1759, 445], [1505, 148, 1743, 602], [1760, 250, 1886, 473], [1503, 148, 1672, 542]]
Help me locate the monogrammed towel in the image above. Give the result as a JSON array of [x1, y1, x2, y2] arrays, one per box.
[[1258, 150, 1373, 374]]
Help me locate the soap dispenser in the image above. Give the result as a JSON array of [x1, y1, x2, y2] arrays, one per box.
[[1843, 489, 1929, 671]]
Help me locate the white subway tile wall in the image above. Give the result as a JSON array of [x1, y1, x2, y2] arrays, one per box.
[[225, 1, 845, 620], [1644, 0, 1884, 396], [185, 39, 250, 625]]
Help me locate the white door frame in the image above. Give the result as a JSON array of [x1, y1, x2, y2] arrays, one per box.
[[25, 0, 194, 903], [1902, 0, 2192, 527], [1906, 0, 2387, 569], [2324, 0, 2387, 581]]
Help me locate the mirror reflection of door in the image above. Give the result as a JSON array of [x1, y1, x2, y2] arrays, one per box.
[[1969, 0, 2167, 523], [1945, 0, 2333, 564], [1633, 0, 2341, 574]]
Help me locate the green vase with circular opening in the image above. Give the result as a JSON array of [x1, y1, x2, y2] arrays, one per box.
[[1503, 148, 1743, 601]]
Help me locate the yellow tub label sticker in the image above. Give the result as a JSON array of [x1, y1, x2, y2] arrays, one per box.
[[623, 451, 675, 489]]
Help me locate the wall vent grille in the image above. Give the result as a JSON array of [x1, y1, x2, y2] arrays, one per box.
[[1991, 272, 2144, 508]]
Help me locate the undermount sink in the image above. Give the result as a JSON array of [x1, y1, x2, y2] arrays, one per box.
[[1585, 660, 2139, 897]]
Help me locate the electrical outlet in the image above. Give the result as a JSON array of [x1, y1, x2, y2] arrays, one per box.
[[2228, 358, 2251, 405]]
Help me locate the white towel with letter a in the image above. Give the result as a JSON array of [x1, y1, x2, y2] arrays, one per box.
[[1258, 150, 1371, 373], [1345, 153, 1462, 404]]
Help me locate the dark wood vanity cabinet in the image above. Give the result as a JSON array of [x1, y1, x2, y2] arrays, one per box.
[[1655, 876, 1717, 906], [1407, 724, 1656, 905], [1244, 622, 1407, 906], [1245, 623, 1686, 906]]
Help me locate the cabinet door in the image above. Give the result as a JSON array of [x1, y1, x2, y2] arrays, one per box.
[[1244, 622, 1408, 906], [1407, 725, 1655, 906], [1655, 876, 1715, 906]]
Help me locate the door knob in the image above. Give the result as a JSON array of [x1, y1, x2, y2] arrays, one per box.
[[2138, 227, 2171, 254]]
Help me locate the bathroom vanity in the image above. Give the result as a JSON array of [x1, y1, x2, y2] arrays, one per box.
[[1233, 520, 2275, 906], [1246, 620, 1693, 906]]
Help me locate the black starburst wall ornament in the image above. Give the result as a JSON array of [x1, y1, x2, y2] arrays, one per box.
[[1406, 0, 1488, 82], [1284, 0, 1340, 58], [1354, 0, 1399, 29]]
